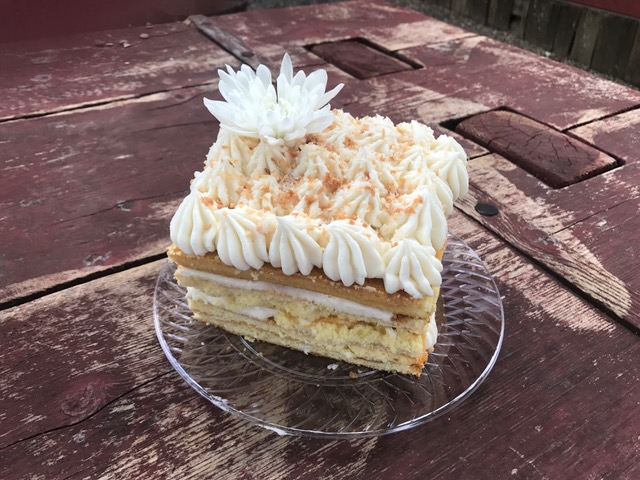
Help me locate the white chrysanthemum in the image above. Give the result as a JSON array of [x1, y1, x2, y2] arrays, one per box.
[[203, 53, 344, 147]]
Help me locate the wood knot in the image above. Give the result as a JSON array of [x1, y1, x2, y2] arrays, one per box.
[[60, 379, 109, 417]]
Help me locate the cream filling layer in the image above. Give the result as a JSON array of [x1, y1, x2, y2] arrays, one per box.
[[179, 267, 394, 323], [187, 284, 438, 350]]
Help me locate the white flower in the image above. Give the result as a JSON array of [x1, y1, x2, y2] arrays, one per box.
[[204, 53, 344, 146]]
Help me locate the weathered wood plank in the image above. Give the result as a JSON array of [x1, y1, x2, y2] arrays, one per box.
[[400, 35, 640, 130], [569, 108, 640, 163], [591, 14, 639, 78], [0, 261, 165, 450], [487, 0, 515, 30], [552, 2, 582, 59], [459, 154, 640, 327], [625, 29, 640, 86], [189, 14, 271, 70], [569, 8, 602, 66], [511, 0, 532, 38], [456, 110, 617, 188], [209, 0, 476, 58], [451, 0, 490, 24], [0, 214, 638, 479], [524, 0, 560, 51], [0, 23, 235, 121], [0, 86, 220, 304], [310, 40, 414, 79]]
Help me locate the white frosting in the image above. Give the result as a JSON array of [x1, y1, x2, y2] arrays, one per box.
[[179, 267, 394, 322], [382, 239, 442, 298], [331, 180, 385, 228], [240, 306, 278, 320], [170, 189, 217, 256], [392, 187, 448, 250], [193, 159, 244, 207], [322, 221, 384, 286], [427, 135, 469, 200], [187, 287, 276, 320], [214, 207, 268, 270], [426, 312, 438, 351], [169, 55, 470, 297], [269, 215, 323, 275], [397, 120, 436, 148]]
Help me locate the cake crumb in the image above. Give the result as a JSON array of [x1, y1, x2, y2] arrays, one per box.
[[349, 371, 358, 379], [327, 363, 339, 370]]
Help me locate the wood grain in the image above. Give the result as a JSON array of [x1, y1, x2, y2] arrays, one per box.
[[591, 14, 639, 78], [0, 214, 638, 479], [458, 154, 640, 326], [400, 35, 640, 130], [310, 40, 414, 79], [0, 22, 235, 122], [569, 108, 640, 163], [456, 110, 617, 187], [0, 86, 220, 305], [210, 0, 476, 58], [189, 14, 271, 70]]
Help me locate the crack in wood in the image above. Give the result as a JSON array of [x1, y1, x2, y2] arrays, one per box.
[[457, 191, 640, 335], [0, 371, 172, 453], [49, 190, 187, 227], [0, 81, 217, 126], [0, 253, 168, 312]]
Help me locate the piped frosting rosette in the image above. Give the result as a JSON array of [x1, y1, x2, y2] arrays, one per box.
[[170, 54, 469, 298]]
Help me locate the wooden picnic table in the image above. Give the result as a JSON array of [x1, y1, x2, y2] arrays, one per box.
[[1, 1, 639, 478]]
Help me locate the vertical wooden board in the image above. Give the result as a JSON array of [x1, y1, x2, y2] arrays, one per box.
[[451, 0, 490, 24], [511, 0, 532, 38], [591, 14, 639, 78], [0, 86, 219, 304], [569, 8, 602, 66], [0, 23, 235, 121], [210, 0, 475, 55], [552, 3, 582, 58], [400, 36, 640, 130], [487, 0, 515, 30], [524, 0, 560, 51], [569, 108, 640, 163], [624, 29, 640, 86]]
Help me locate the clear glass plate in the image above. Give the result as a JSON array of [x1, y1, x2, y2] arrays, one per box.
[[154, 233, 504, 438]]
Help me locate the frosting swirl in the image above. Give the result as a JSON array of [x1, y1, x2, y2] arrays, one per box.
[[383, 239, 442, 298], [170, 189, 217, 256], [269, 215, 323, 275], [427, 135, 469, 200], [391, 187, 447, 250], [214, 207, 269, 270], [322, 221, 384, 286]]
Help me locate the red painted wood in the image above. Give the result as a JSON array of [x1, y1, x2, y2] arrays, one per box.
[[0, 22, 235, 121], [310, 40, 414, 79], [210, 0, 475, 61], [1, 216, 639, 479], [0, 0, 246, 43], [569, 0, 640, 19], [400, 36, 640, 130], [456, 110, 618, 187], [569, 108, 640, 163], [0, 86, 219, 304]]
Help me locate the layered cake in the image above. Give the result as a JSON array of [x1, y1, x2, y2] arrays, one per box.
[[168, 54, 468, 376]]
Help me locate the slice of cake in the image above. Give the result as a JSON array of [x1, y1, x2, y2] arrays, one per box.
[[168, 54, 468, 376]]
